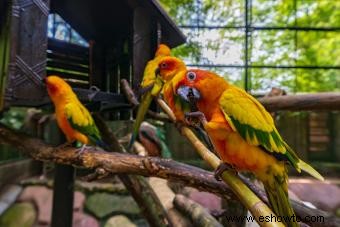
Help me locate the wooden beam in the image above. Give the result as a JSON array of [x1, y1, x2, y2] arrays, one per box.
[[259, 92, 340, 112], [132, 6, 151, 90], [0, 160, 41, 190]]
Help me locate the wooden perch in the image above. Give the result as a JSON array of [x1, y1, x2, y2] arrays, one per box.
[[258, 92, 340, 112], [174, 194, 223, 227], [0, 123, 236, 200]]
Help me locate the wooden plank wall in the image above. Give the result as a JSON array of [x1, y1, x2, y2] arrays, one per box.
[[47, 38, 89, 88]]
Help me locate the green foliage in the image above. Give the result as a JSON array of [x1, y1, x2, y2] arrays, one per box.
[[160, 0, 340, 93], [0, 108, 26, 130], [0, 108, 26, 163]]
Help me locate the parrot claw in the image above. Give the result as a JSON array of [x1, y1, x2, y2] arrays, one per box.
[[76, 144, 89, 157], [214, 163, 238, 181], [185, 111, 207, 126]]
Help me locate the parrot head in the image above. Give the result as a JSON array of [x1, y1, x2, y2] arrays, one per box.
[[45, 75, 73, 103], [176, 69, 228, 103], [157, 56, 186, 82], [155, 44, 171, 57]]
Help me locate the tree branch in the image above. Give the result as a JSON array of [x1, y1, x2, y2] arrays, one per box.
[[0, 123, 236, 200], [93, 114, 172, 227]]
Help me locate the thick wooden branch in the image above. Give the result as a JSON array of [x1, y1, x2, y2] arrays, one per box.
[[258, 92, 340, 112], [0, 123, 236, 200]]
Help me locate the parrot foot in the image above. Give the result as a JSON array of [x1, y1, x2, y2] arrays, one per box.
[[76, 144, 89, 157], [185, 111, 207, 127], [214, 163, 238, 181]]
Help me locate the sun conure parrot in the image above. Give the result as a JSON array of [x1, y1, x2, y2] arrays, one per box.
[[45, 75, 104, 151], [157, 57, 216, 151], [158, 63, 323, 226], [128, 44, 172, 150]]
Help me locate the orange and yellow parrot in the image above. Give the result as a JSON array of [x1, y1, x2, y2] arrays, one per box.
[[157, 57, 215, 150], [45, 75, 104, 150], [129, 44, 172, 150], [158, 60, 323, 226]]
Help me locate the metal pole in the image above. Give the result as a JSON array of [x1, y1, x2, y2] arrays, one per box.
[[244, 0, 249, 91], [51, 129, 75, 227], [51, 164, 75, 227]]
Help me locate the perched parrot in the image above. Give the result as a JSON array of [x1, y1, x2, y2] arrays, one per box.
[[45, 75, 104, 150], [138, 121, 172, 158], [159, 63, 323, 226], [129, 44, 171, 150]]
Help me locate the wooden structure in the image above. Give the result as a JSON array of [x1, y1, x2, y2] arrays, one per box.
[[1, 0, 185, 111]]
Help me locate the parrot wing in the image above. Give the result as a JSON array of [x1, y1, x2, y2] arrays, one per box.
[[219, 86, 300, 167], [65, 101, 102, 144]]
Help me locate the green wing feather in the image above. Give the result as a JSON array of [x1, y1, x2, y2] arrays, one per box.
[[65, 101, 102, 144]]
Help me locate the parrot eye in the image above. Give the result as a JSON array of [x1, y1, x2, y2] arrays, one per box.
[[186, 71, 196, 81], [160, 62, 168, 69]]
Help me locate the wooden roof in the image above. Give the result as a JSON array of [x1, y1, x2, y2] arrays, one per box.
[[51, 0, 186, 47]]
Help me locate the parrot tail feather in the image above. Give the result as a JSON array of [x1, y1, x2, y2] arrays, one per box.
[[128, 133, 137, 151], [297, 160, 324, 181], [129, 92, 154, 151], [264, 176, 298, 227]]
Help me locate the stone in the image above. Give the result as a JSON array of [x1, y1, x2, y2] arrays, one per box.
[[18, 186, 86, 225], [85, 193, 140, 219], [73, 211, 99, 227], [0, 202, 36, 227], [289, 180, 340, 212], [187, 188, 222, 213], [18, 186, 52, 225], [104, 215, 137, 227], [74, 191, 86, 212]]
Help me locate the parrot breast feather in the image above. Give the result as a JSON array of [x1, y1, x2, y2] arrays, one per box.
[[219, 86, 299, 166], [65, 101, 102, 143]]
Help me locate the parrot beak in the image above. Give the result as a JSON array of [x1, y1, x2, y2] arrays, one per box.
[[177, 86, 201, 102], [155, 68, 160, 77]]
